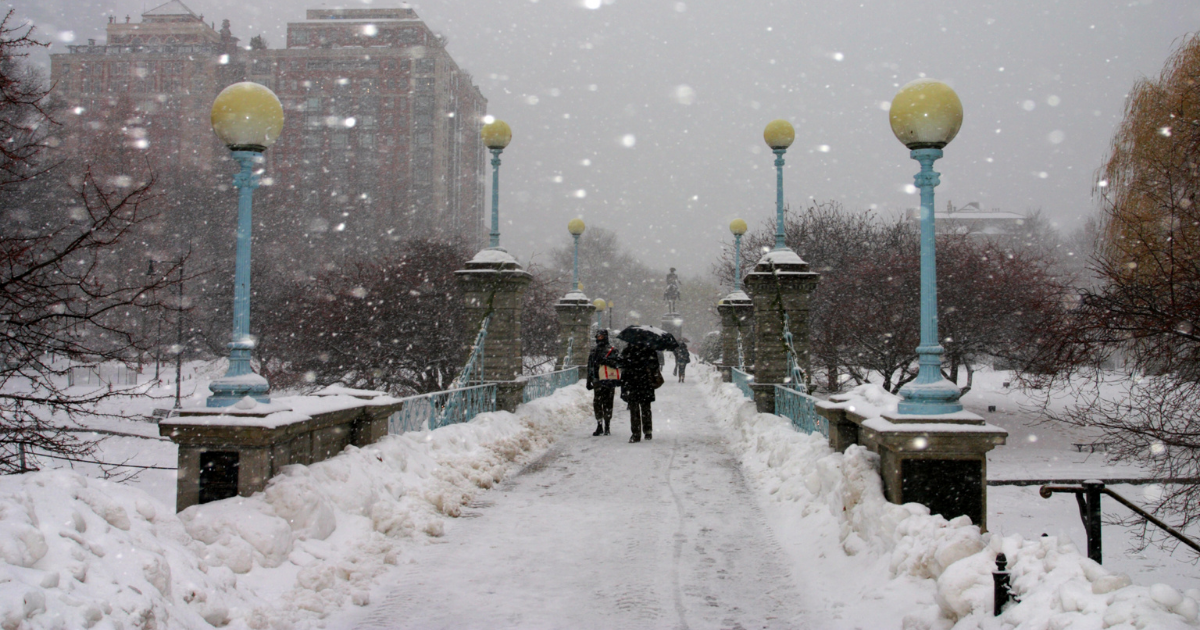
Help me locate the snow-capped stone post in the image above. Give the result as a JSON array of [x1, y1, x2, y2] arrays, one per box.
[[743, 120, 820, 411], [456, 250, 533, 412], [554, 219, 593, 369], [742, 253, 818, 411], [717, 218, 753, 382], [717, 294, 753, 383]]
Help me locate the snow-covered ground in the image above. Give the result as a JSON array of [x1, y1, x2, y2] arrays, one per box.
[[1, 360, 1197, 628]]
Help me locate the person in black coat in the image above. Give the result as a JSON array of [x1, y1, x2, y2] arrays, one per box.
[[619, 342, 659, 442], [673, 340, 691, 383], [585, 329, 621, 436]]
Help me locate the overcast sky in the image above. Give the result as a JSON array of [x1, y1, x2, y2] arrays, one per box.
[[12, 0, 1200, 275]]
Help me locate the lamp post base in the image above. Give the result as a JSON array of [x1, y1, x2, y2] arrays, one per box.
[[897, 378, 963, 415], [207, 342, 270, 407], [207, 373, 270, 407]]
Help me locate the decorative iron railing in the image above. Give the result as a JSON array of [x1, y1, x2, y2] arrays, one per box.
[[774, 385, 828, 437], [736, 329, 746, 371], [521, 366, 581, 403], [387, 383, 497, 434], [451, 313, 491, 389], [732, 367, 754, 400], [781, 312, 810, 392], [562, 336, 575, 369]]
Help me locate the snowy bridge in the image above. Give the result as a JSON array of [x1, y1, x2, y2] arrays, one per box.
[[337, 371, 816, 629]]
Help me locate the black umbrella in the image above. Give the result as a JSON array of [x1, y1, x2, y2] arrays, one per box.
[[617, 325, 679, 351]]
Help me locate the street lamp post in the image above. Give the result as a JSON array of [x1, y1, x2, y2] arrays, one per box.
[[482, 120, 512, 250], [593, 298, 606, 328], [763, 120, 795, 251], [145, 260, 163, 382], [206, 82, 284, 407], [568, 218, 585, 291], [172, 259, 185, 409], [607, 300, 614, 330], [729, 218, 747, 292], [889, 78, 965, 415]]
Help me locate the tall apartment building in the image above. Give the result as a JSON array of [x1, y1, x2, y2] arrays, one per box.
[[50, 2, 488, 271]]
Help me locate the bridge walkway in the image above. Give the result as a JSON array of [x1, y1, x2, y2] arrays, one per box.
[[334, 374, 814, 629]]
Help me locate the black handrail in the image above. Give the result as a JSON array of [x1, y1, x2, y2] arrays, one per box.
[[1039, 481, 1200, 563]]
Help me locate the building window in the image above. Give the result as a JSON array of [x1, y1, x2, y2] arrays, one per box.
[[415, 58, 435, 74], [414, 95, 434, 114], [359, 134, 375, 149], [415, 77, 435, 94], [304, 135, 320, 148], [293, 30, 309, 45], [332, 133, 349, 150], [359, 115, 377, 129]]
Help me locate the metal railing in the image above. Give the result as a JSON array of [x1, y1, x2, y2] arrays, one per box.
[[732, 367, 754, 400], [782, 312, 810, 392], [451, 314, 491, 389], [387, 383, 497, 434], [1040, 481, 1200, 564], [774, 384, 828, 437], [736, 329, 746, 371], [562, 336, 575, 370], [521, 366, 580, 403]]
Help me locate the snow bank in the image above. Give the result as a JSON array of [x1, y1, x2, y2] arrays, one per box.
[[698, 368, 1198, 629], [0, 382, 591, 629]]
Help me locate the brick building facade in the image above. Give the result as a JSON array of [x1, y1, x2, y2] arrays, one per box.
[[50, 2, 488, 271]]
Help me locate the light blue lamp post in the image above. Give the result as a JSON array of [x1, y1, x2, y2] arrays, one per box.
[[763, 120, 795, 251], [206, 82, 284, 407], [482, 120, 512, 249], [729, 218, 747, 292], [593, 298, 606, 328], [889, 78, 965, 415], [568, 218, 586, 291]]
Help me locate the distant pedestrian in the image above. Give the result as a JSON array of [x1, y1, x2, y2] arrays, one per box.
[[620, 342, 662, 442], [673, 340, 691, 383], [586, 329, 621, 436]]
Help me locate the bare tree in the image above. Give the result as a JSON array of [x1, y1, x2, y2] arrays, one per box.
[[1029, 34, 1200, 548], [718, 202, 1067, 394], [259, 239, 470, 396], [0, 16, 185, 474]]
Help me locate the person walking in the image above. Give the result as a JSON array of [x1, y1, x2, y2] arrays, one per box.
[[620, 342, 661, 442], [673, 339, 691, 383], [585, 329, 621, 436]]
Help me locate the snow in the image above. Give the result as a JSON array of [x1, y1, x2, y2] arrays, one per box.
[[699, 365, 1199, 628], [311, 385, 388, 399], [756, 248, 809, 267], [718, 289, 751, 303], [3, 360, 1198, 628], [467, 248, 518, 265], [0, 381, 591, 628], [165, 391, 402, 429]]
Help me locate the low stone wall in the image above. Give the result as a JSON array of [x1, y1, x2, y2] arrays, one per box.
[[161, 397, 399, 512]]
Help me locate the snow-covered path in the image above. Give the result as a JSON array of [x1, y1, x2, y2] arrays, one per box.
[[334, 377, 813, 629]]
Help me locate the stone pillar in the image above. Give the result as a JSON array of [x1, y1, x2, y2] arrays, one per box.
[[456, 250, 533, 412], [716, 291, 754, 382], [742, 250, 819, 413], [556, 290, 594, 369], [660, 312, 683, 342]]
